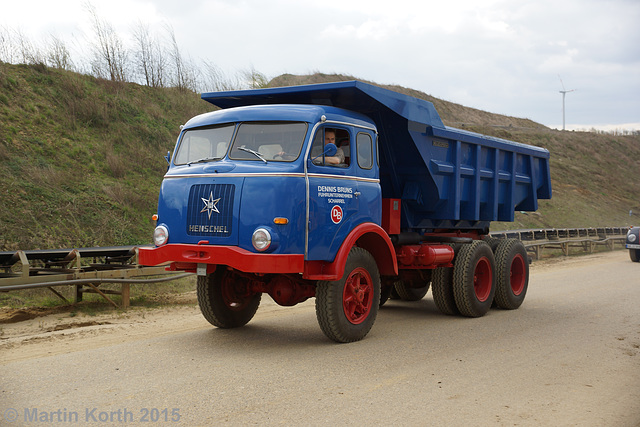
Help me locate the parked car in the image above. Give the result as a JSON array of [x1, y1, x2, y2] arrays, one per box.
[[626, 226, 640, 262]]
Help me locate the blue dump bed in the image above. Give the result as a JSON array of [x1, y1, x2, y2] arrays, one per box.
[[202, 81, 551, 231]]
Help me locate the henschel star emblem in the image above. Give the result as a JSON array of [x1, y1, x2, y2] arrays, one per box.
[[200, 192, 221, 219]]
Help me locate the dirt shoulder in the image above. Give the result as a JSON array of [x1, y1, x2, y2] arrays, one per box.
[[0, 290, 294, 364]]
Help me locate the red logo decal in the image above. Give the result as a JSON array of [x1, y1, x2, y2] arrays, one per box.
[[331, 205, 343, 224]]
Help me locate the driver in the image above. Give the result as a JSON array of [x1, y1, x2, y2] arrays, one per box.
[[277, 128, 345, 165], [311, 129, 345, 165]]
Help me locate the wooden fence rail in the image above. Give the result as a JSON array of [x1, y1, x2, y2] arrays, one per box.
[[0, 246, 192, 308]]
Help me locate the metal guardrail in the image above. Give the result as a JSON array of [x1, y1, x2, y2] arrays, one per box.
[[0, 246, 192, 308], [490, 226, 629, 260]]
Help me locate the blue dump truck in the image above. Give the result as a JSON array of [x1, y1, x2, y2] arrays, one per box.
[[139, 81, 552, 342]]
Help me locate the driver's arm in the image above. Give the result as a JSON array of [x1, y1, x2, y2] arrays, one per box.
[[325, 147, 345, 165]]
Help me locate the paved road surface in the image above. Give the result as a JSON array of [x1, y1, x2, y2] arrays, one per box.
[[1, 251, 639, 426]]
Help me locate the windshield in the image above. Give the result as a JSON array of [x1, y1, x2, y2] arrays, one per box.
[[173, 124, 235, 165], [229, 122, 307, 162]]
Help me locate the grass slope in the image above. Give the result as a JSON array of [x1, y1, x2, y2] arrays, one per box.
[[0, 62, 209, 250], [1, 65, 638, 251]]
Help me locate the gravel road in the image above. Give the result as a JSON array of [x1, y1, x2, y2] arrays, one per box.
[[1, 250, 639, 426]]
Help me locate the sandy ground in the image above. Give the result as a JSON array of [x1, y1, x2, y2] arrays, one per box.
[[0, 287, 306, 365], [1, 250, 639, 426]]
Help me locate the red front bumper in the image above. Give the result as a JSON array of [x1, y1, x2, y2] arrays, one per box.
[[138, 244, 305, 274]]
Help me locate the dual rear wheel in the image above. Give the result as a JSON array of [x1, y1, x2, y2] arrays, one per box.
[[493, 239, 529, 310], [432, 238, 528, 317]]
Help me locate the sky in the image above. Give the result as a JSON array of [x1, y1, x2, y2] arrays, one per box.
[[2, 0, 639, 131]]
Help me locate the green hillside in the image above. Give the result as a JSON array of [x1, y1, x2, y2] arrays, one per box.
[[0, 62, 209, 250], [1, 64, 638, 251]]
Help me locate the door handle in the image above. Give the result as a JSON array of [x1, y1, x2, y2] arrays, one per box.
[[354, 191, 361, 197]]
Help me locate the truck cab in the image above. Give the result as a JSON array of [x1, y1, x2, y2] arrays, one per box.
[[149, 103, 388, 269]]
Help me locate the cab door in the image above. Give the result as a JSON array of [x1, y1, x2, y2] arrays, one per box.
[[306, 126, 359, 261], [352, 130, 380, 229]]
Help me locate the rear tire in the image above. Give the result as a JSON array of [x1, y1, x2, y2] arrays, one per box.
[[453, 241, 496, 317], [432, 267, 458, 315], [482, 236, 502, 252], [630, 249, 640, 262], [316, 247, 380, 343], [494, 239, 529, 309], [197, 268, 261, 328]]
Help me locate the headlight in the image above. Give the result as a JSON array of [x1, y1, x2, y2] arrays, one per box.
[[154, 225, 169, 246], [252, 228, 271, 252], [628, 232, 637, 243]]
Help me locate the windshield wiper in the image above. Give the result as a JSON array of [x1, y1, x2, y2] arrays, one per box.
[[187, 156, 223, 166], [238, 147, 267, 164]]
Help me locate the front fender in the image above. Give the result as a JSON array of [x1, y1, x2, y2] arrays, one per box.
[[303, 222, 397, 280]]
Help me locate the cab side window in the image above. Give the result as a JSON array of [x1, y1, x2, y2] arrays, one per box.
[[310, 127, 349, 167], [356, 132, 373, 169]]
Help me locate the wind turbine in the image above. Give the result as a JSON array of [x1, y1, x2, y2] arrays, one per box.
[[558, 75, 576, 131]]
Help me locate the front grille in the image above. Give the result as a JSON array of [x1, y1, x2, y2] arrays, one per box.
[[186, 184, 234, 237]]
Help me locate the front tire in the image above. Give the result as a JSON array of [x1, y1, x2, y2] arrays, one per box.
[[630, 249, 640, 262], [316, 247, 380, 343], [197, 267, 261, 328]]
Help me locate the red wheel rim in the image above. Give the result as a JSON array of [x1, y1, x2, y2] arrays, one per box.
[[510, 254, 526, 296], [221, 274, 251, 311], [473, 257, 492, 302], [342, 267, 374, 324]]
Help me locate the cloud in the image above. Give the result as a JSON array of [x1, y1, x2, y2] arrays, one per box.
[[1, 0, 638, 128]]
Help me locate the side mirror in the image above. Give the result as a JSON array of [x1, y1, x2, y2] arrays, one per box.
[[164, 151, 171, 164], [324, 143, 338, 157], [310, 143, 338, 164]]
